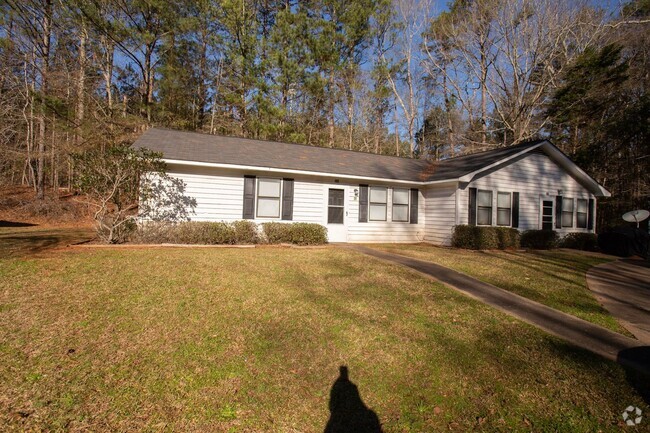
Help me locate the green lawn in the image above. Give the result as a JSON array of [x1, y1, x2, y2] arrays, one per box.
[[0, 232, 647, 432], [371, 243, 628, 335]]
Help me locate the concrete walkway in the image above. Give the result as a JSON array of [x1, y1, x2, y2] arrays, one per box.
[[587, 258, 650, 344], [346, 245, 649, 375]]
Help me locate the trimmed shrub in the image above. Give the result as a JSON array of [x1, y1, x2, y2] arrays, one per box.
[[494, 226, 521, 249], [520, 230, 559, 249], [451, 225, 519, 250], [232, 220, 259, 244], [559, 233, 598, 251], [262, 222, 328, 245], [172, 222, 236, 244], [289, 222, 328, 245]]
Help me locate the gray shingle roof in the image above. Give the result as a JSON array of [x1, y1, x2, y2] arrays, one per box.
[[132, 128, 544, 183]]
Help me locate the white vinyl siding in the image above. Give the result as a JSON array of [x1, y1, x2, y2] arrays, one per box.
[[457, 152, 595, 234], [164, 164, 425, 242], [424, 183, 456, 246], [347, 187, 425, 243]]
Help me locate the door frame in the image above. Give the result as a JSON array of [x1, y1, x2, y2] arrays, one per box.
[[539, 196, 555, 230], [324, 185, 348, 242]]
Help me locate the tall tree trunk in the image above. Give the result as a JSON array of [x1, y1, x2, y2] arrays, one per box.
[[75, 20, 87, 147], [37, 0, 53, 200], [100, 35, 114, 114], [480, 48, 487, 148], [328, 71, 335, 148]]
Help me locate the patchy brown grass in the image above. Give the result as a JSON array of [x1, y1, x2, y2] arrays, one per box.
[[0, 230, 647, 432], [371, 243, 628, 335]]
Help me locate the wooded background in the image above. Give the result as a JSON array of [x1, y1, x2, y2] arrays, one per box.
[[0, 0, 647, 228]]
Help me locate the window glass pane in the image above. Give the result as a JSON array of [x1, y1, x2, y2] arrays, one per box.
[[577, 213, 587, 228], [478, 190, 492, 207], [478, 208, 492, 225], [259, 179, 280, 197], [392, 205, 408, 222], [497, 192, 511, 208], [497, 209, 511, 226], [577, 199, 588, 213], [257, 198, 280, 217], [393, 189, 409, 205], [328, 207, 344, 224], [369, 204, 386, 221], [563, 197, 573, 211], [561, 212, 573, 227], [370, 187, 387, 203], [328, 189, 344, 206]]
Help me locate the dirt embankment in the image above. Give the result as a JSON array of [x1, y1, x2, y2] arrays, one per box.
[[0, 186, 94, 229]]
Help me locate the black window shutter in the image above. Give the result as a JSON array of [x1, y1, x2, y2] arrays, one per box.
[[468, 187, 477, 226], [512, 192, 520, 228], [410, 188, 419, 224], [242, 175, 256, 219], [587, 198, 595, 230], [359, 185, 368, 223], [555, 196, 563, 229], [281, 178, 294, 220]]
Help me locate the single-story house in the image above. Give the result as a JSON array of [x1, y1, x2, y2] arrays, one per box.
[[133, 128, 610, 245]]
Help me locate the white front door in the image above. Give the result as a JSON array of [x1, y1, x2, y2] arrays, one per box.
[[326, 187, 347, 242], [540, 198, 554, 230]]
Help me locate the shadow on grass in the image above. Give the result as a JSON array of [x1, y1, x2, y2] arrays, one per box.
[[617, 347, 650, 405], [324, 366, 383, 433], [0, 229, 94, 258], [0, 220, 38, 227]]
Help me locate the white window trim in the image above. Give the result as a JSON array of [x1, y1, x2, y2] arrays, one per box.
[[576, 198, 588, 229], [369, 186, 388, 221], [256, 177, 282, 219], [562, 197, 574, 228], [392, 188, 409, 222], [496, 191, 512, 227], [477, 189, 493, 226]]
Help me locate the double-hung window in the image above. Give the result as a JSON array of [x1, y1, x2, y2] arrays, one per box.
[[256, 178, 281, 218], [562, 197, 574, 228], [497, 192, 511, 226], [576, 199, 588, 228], [392, 188, 409, 222], [369, 187, 387, 221], [477, 190, 493, 225]]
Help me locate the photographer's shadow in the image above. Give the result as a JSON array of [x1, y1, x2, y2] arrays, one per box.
[[324, 366, 383, 433]]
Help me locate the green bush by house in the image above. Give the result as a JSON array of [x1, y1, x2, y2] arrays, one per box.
[[520, 230, 559, 249], [558, 233, 598, 251], [451, 225, 520, 250], [262, 222, 328, 245], [132, 221, 327, 245]]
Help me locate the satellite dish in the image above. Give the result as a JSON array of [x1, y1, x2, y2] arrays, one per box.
[[622, 209, 650, 228]]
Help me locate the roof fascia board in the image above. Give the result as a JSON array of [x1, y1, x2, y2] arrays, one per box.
[[163, 158, 438, 186]]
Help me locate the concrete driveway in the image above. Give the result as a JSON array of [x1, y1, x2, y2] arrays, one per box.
[[587, 258, 650, 344]]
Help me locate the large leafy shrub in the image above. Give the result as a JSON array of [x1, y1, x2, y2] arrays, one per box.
[[452, 225, 520, 250], [559, 233, 598, 251], [520, 230, 559, 249], [74, 145, 196, 243]]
